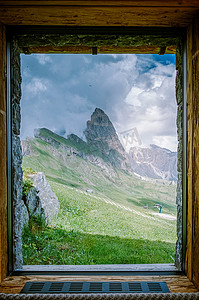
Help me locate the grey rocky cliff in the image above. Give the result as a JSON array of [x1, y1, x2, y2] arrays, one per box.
[[84, 108, 130, 170], [21, 139, 32, 156], [68, 133, 86, 145], [129, 144, 177, 181], [22, 172, 60, 225]]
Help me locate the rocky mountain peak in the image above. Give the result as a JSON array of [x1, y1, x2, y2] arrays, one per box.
[[85, 108, 117, 142], [84, 108, 130, 170], [90, 108, 113, 127]]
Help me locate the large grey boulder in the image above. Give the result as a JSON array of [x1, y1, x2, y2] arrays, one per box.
[[22, 172, 60, 225], [29, 172, 60, 221], [21, 186, 43, 226]]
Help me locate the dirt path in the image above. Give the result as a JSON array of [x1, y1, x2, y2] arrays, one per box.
[[73, 187, 176, 221], [151, 213, 177, 220], [76, 188, 155, 219]]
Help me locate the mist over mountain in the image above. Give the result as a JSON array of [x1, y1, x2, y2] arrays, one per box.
[[22, 108, 177, 182]]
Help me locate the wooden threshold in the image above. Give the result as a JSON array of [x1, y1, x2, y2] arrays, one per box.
[[0, 274, 198, 294]]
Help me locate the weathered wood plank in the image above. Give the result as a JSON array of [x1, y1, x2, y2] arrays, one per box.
[[186, 15, 199, 290], [0, 6, 198, 27], [1, 1, 199, 7], [0, 22, 7, 283], [0, 275, 198, 294], [191, 16, 199, 290], [92, 45, 175, 54], [186, 21, 193, 282], [23, 45, 92, 54], [22, 45, 176, 54]]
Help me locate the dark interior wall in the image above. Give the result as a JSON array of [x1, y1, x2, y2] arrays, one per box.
[[186, 15, 199, 289]]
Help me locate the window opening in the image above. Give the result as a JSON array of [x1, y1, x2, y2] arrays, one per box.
[[20, 53, 177, 267], [9, 29, 184, 272]]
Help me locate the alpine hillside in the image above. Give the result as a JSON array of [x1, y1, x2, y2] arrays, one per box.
[[21, 108, 177, 265]]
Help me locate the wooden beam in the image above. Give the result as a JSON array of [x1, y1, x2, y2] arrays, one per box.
[[191, 16, 199, 289], [0, 22, 8, 283], [0, 6, 198, 27], [1, 1, 199, 7], [186, 15, 199, 290], [98, 45, 176, 54], [186, 19, 193, 283], [21, 45, 176, 54]]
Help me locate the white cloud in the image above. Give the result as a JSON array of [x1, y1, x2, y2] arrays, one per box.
[[21, 54, 177, 151], [24, 78, 48, 96], [114, 57, 177, 151], [152, 136, 177, 152], [124, 86, 143, 106], [36, 54, 52, 65]]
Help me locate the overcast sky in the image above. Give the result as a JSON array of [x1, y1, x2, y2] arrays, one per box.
[[21, 53, 177, 151]]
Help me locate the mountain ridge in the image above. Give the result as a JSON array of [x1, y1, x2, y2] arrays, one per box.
[[129, 144, 177, 181], [22, 108, 177, 181]]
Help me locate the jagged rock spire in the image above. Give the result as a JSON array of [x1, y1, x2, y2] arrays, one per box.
[[84, 108, 130, 170]]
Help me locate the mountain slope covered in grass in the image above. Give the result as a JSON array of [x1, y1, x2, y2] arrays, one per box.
[[22, 125, 177, 265]]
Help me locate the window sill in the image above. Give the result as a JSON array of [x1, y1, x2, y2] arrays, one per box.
[[10, 264, 181, 277], [22, 264, 178, 273]]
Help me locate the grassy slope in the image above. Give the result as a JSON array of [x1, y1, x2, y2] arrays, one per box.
[[22, 136, 177, 265], [37, 128, 103, 157]]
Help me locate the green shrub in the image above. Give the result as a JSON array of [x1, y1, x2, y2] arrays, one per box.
[[22, 178, 34, 199], [22, 167, 36, 177], [28, 214, 47, 232]]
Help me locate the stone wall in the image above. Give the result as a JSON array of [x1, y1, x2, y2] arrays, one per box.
[[0, 22, 8, 283], [175, 41, 184, 270], [11, 38, 23, 270]]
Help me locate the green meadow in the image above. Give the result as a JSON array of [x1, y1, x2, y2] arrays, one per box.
[[22, 137, 177, 265]]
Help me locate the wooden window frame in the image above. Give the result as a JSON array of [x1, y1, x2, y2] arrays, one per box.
[[6, 26, 187, 276]]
